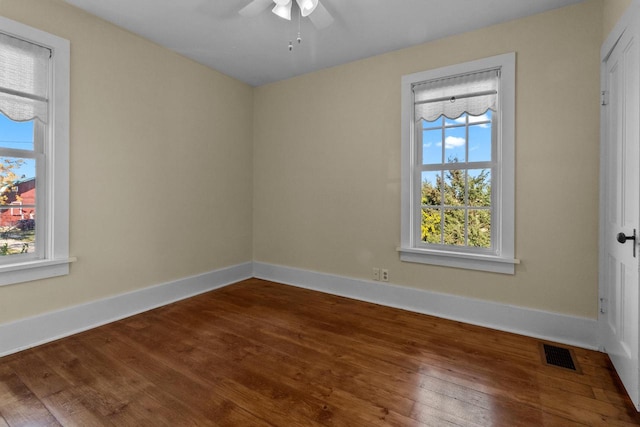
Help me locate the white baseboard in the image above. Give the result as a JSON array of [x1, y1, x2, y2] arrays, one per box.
[[253, 262, 598, 350], [0, 262, 253, 357], [0, 260, 598, 357]]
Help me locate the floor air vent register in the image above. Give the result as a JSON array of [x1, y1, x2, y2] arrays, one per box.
[[540, 343, 581, 373]]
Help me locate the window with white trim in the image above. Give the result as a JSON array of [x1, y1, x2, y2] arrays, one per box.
[[0, 16, 71, 285], [399, 53, 517, 274]]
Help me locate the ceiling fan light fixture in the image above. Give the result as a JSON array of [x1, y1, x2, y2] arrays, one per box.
[[272, 1, 292, 20], [296, 0, 318, 17]]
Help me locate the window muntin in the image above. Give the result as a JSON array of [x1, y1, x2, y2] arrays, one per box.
[[400, 53, 516, 274]]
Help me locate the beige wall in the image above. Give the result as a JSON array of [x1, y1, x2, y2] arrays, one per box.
[[0, 0, 617, 326], [253, 0, 603, 318], [0, 0, 254, 324], [603, 0, 633, 39]]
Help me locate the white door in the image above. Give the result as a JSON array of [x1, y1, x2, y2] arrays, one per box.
[[601, 5, 640, 410]]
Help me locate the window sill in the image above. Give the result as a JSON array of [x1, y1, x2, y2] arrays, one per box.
[[0, 256, 77, 286], [398, 247, 519, 275]]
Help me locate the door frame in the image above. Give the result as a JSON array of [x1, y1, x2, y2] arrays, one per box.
[[598, 0, 640, 411]]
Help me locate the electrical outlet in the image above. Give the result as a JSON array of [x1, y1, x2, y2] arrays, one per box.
[[372, 267, 380, 281], [381, 269, 389, 282]]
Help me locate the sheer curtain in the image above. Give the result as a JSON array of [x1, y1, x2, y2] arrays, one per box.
[[413, 69, 499, 122], [0, 32, 50, 123]]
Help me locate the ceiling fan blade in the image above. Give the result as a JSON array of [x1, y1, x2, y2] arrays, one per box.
[[239, 0, 273, 17], [308, 2, 334, 29]]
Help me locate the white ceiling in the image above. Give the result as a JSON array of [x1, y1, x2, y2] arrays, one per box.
[[62, 0, 585, 87]]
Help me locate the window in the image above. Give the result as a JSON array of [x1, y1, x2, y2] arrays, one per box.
[[399, 53, 517, 274], [0, 16, 70, 285]]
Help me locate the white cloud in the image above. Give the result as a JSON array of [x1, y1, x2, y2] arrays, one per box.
[[445, 136, 465, 149], [454, 113, 490, 127]]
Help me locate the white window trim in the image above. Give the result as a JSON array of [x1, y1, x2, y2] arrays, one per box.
[[0, 16, 73, 286], [399, 53, 518, 274]]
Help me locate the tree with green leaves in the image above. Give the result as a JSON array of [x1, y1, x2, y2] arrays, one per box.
[[421, 159, 491, 248]]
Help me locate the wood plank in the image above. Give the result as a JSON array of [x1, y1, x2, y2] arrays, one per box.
[[138, 309, 462, 426], [6, 351, 74, 399], [41, 388, 116, 427], [81, 329, 287, 426], [1, 278, 639, 426], [153, 299, 528, 425], [111, 319, 377, 426], [0, 364, 61, 426]]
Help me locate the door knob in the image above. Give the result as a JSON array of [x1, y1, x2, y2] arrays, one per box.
[[617, 232, 635, 243], [616, 229, 636, 257]]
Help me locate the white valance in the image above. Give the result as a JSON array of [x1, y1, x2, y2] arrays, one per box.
[[0, 32, 50, 123], [413, 69, 499, 122]]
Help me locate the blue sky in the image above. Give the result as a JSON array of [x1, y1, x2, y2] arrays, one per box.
[[421, 111, 492, 198], [0, 114, 36, 180], [422, 111, 492, 165]]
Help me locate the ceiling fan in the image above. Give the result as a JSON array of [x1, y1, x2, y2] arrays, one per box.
[[239, 0, 334, 29]]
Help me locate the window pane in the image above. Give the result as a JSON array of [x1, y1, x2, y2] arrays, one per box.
[[0, 114, 34, 151], [469, 123, 491, 162], [444, 169, 465, 206], [422, 128, 442, 165], [421, 171, 441, 205], [468, 169, 491, 207], [444, 126, 465, 163], [421, 208, 441, 244], [445, 114, 463, 127], [444, 209, 465, 246], [0, 157, 36, 200], [422, 116, 443, 129], [0, 206, 35, 256], [469, 111, 492, 124], [468, 209, 491, 248], [0, 156, 36, 258]]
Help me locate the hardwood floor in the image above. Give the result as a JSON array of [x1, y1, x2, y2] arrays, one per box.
[[1, 278, 639, 426]]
